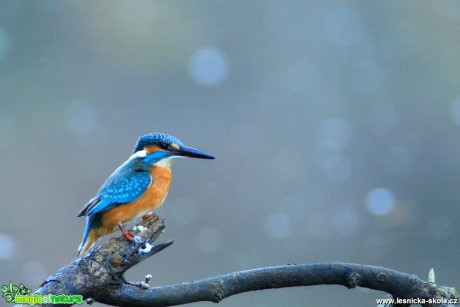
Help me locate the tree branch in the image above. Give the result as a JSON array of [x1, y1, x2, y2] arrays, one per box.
[[26, 214, 458, 307], [95, 263, 458, 307]]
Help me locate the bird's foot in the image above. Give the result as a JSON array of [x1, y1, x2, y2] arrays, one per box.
[[142, 212, 155, 220], [118, 222, 134, 242]]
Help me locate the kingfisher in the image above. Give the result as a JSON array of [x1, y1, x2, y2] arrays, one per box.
[[77, 133, 214, 256]]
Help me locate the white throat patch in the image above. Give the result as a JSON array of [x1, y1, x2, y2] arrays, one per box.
[[154, 156, 183, 167]]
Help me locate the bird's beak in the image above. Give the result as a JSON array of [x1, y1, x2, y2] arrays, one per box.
[[171, 145, 215, 159]]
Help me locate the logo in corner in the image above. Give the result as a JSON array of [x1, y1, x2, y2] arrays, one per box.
[[1, 282, 31, 303], [1, 281, 83, 305]]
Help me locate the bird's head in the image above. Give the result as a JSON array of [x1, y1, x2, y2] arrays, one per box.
[[133, 133, 214, 166]]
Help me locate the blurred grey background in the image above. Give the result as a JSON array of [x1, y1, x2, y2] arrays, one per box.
[[1, 1, 459, 306]]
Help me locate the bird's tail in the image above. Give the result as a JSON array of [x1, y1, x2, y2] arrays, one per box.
[[77, 216, 99, 257]]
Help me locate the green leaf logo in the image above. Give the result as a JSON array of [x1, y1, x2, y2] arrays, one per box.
[[1, 282, 31, 303]]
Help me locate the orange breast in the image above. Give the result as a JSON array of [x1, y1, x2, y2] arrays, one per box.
[[99, 166, 172, 234]]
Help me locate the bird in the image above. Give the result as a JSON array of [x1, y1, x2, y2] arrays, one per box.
[[76, 132, 214, 256]]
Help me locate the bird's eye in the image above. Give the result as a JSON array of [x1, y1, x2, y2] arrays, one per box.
[[159, 143, 168, 150]]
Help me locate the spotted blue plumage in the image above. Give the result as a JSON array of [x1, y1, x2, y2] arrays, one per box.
[[134, 133, 184, 153], [77, 153, 160, 217], [85, 170, 151, 216]]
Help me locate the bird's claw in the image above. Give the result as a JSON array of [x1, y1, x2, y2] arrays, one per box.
[[142, 212, 155, 220], [118, 222, 135, 242], [121, 229, 135, 242]]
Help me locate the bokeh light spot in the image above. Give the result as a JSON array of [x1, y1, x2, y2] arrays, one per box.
[[365, 188, 395, 215], [264, 213, 292, 239], [0, 234, 16, 259], [189, 48, 229, 86], [63, 101, 96, 134], [196, 227, 223, 253]]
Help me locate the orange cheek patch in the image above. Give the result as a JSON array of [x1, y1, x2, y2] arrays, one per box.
[[144, 145, 162, 154]]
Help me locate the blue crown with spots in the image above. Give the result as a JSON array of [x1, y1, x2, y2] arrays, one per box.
[[134, 133, 184, 153]]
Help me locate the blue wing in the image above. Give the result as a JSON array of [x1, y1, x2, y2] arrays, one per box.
[[78, 168, 152, 217]]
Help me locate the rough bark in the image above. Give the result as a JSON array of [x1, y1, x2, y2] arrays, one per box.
[[21, 214, 458, 307]]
